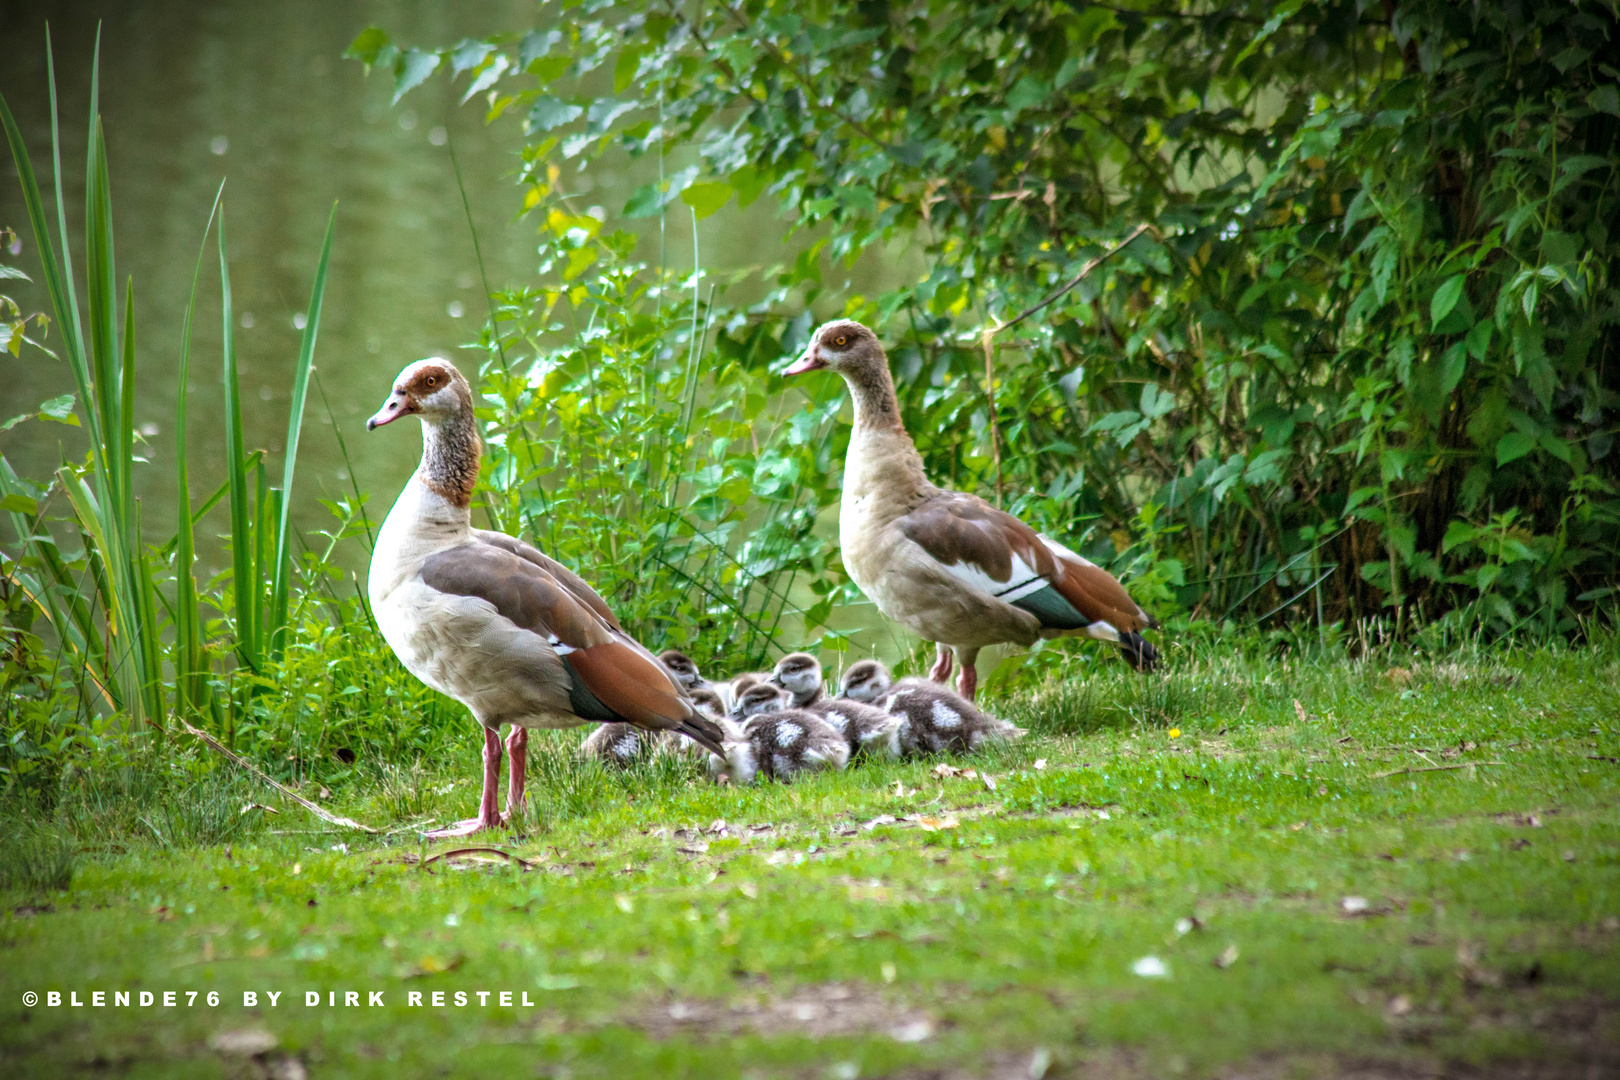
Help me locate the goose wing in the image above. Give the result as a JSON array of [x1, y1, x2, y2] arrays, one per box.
[[895, 491, 1155, 634], [419, 542, 723, 753]]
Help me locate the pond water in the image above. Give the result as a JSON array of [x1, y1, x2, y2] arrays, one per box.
[[0, 0, 849, 571], [0, 0, 944, 674]]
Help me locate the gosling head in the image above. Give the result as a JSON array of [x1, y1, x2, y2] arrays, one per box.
[[658, 650, 704, 690], [731, 682, 789, 720], [768, 652, 824, 707], [838, 659, 893, 703]]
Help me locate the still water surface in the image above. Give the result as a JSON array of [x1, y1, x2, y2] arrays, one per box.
[[1, 0, 834, 573]]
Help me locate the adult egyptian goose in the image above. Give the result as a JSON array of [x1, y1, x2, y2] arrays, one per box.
[[783, 320, 1160, 700], [769, 653, 902, 757], [366, 358, 724, 836]]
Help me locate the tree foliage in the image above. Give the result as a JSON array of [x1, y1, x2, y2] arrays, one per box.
[[360, 0, 1620, 641]]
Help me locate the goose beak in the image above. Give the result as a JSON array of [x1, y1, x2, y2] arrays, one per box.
[[366, 391, 411, 430], [782, 345, 826, 376]]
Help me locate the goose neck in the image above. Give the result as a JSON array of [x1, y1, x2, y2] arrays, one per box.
[[418, 409, 481, 513]]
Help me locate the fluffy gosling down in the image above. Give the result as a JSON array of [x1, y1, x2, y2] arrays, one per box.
[[709, 683, 850, 784], [769, 652, 903, 758], [839, 658, 1024, 754]]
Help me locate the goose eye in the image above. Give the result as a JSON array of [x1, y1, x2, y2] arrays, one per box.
[[424, 375, 438, 388], [834, 335, 848, 346]]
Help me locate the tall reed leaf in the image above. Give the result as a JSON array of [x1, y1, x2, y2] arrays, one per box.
[[268, 203, 336, 661], [173, 183, 226, 716], [218, 210, 258, 672]]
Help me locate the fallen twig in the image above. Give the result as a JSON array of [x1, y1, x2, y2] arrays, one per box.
[[177, 717, 378, 833], [1370, 760, 1506, 780], [419, 847, 535, 870]]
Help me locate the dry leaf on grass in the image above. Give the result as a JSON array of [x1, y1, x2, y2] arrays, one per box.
[[911, 815, 958, 832], [1214, 945, 1239, 969]]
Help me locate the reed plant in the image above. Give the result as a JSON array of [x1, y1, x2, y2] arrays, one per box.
[[0, 36, 335, 756]]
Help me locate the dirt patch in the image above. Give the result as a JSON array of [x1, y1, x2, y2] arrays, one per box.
[[635, 981, 937, 1043]]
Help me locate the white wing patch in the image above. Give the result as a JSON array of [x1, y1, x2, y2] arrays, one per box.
[[930, 700, 962, 729], [547, 633, 576, 655], [776, 722, 803, 747], [1036, 533, 1096, 567], [924, 544, 1051, 604]]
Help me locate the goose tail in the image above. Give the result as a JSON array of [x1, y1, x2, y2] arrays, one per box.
[[675, 713, 727, 757], [1118, 631, 1160, 673]]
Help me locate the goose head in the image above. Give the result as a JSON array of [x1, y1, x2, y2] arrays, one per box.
[[782, 320, 885, 377], [367, 358, 474, 431], [838, 659, 893, 703], [768, 652, 824, 706]]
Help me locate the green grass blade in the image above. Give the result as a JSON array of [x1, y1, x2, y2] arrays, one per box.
[[268, 202, 336, 661], [218, 208, 258, 672], [173, 182, 225, 717]]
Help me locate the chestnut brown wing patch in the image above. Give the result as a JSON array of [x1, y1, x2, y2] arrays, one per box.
[[420, 543, 613, 650], [470, 529, 624, 631], [897, 492, 1058, 584]]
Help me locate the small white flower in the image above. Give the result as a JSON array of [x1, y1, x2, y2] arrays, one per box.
[[1132, 955, 1169, 978]]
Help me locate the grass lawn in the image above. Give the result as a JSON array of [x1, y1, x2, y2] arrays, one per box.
[[2, 642, 1617, 1078]]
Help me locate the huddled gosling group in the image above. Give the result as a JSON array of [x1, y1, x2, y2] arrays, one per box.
[[583, 650, 1024, 783]]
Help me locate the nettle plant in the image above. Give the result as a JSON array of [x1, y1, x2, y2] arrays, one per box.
[[467, 216, 848, 669], [353, 0, 1619, 646]]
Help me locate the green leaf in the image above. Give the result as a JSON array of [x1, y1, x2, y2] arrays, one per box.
[[1430, 274, 1465, 328], [344, 27, 393, 69], [614, 47, 644, 93], [679, 181, 733, 220], [450, 40, 495, 77], [1537, 432, 1572, 463], [0, 412, 31, 433], [38, 393, 78, 425], [1464, 318, 1493, 361], [1495, 431, 1537, 466], [1342, 486, 1382, 518], [393, 48, 441, 105], [1588, 85, 1620, 116], [527, 96, 583, 132], [1440, 519, 1478, 554], [0, 492, 37, 515], [623, 183, 668, 219], [1439, 342, 1467, 396], [561, 246, 597, 281]]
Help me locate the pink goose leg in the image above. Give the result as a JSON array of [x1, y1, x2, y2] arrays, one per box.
[[928, 643, 954, 683], [956, 647, 981, 702], [503, 726, 528, 825], [424, 726, 503, 839]]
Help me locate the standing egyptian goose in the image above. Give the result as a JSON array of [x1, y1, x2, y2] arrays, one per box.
[[783, 320, 1160, 700], [366, 358, 724, 836]]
